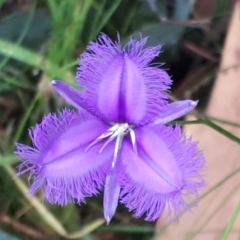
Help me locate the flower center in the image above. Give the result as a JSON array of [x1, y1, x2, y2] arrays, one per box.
[[86, 123, 137, 168]]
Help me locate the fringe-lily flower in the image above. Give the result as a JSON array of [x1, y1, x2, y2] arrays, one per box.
[[15, 34, 205, 223]]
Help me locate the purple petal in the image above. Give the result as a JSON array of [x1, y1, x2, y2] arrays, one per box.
[[153, 100, 198, 124], [15, 110, 113, 205], [77, 33, 172, 125], [103, 170, 121, 224], [119, 125, 205, 221]]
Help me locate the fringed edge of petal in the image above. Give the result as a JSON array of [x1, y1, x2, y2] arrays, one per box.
[[15, 109, 80, 176], [120, 175, 184, 221], [124, 36, 161, 67], [29, 109, 80, 150], [120, 125, 206, 221], [77, 33, 121, 87], [28, 163, 109, 205]]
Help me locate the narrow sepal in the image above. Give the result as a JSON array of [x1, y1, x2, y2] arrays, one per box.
[[103, 171, 121, 224], [153, 100, 198, 124], [52, 80, 91, 114]]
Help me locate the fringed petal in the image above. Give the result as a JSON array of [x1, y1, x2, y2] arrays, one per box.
[[119, 125, 205, 221], [77, 33, 172, 125], [15, 109, 113, 205], [154, 100, 198, 124]]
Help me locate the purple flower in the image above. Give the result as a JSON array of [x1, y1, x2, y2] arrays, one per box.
[[15, 33, 205, 223]]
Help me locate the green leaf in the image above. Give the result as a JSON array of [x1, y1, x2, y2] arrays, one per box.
[[0, 9, 51, 51], [221, 200, 240, 240], [130, 23, 185, 48], [129, 0, 192, 49], [144, 0, 167, 16]]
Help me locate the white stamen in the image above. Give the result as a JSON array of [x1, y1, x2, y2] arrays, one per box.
[[86, 123, 137, 168], [112, 134, 123, 168], [99, 135, 116, 153], [129, 129, 138, 156]]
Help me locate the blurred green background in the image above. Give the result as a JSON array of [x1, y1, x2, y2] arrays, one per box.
[[0, 0, 233, 239]]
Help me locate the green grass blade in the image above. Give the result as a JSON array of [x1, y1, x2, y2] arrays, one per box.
[[47, 0, 61, 22], [3, 164, 67, 236], [13, 92, 40, 144], [90, 0, 122, 41], [0, 155, 19, 166], [65, 219, 105, 239], [98, 224, 154, 233], [0, 73, 34, 89], [205, 115, 240, 128], [173, 119, 240, 144], [97, 0, 122, 32], [221, 200, 240, 240], [0, 38, 74, 82]]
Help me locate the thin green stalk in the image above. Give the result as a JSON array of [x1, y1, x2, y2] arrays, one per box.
[[187, 184, 240, 240], [65, 219, 105, 239], [77, 0, 94, 40], [0, 74, 34, 90], [61, 1, 84, 65], [122, 5, 138, 35], [199, 168, 240, 209], [13, 92, 41, 144], [206, 115, 240, 128], [221, 200, 240, 240], [89, 0, 122, 41], [61, 60, 78, 71], [173, 119, 240, 144], [89, 0, 106, 41], [0, 155, 18, 166], [98, 224, 154, 233]]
